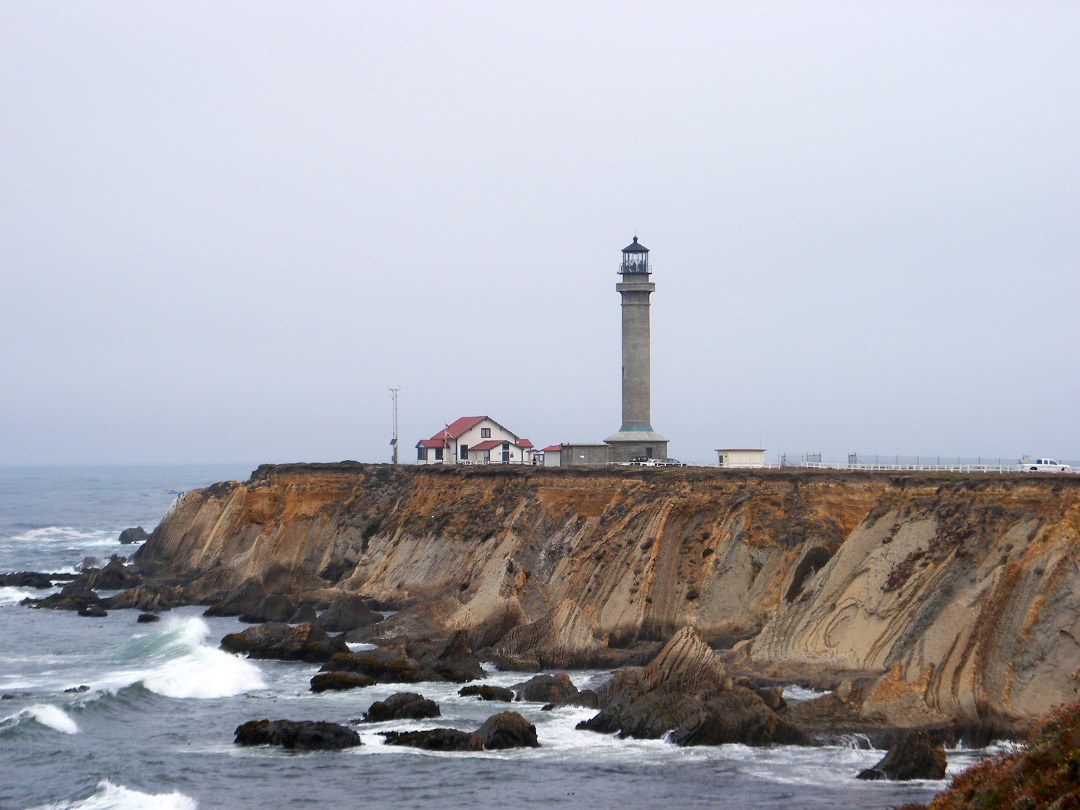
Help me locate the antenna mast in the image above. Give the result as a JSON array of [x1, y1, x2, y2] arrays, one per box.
[[389, 387, 400, 464]]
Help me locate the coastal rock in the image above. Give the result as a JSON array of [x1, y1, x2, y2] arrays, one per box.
[[238, 593, 296, 624], [410, 630, 485, 683], [84, 557, 141, 591], [578, 627, 806, 746], [856, 730, 947, 781], [234, 719, 360, 751], [0, 572, 56, 589], [136, 612, 160, 623], [476, 711, 539, 749], [78, 604, 108, 617], [103, 584, 182, 612], [314, 593, 382, 633], [119, 527, 149, 545], [459, 685, 514, 702], [512, 673, 579, 704], [362, 692, 441, 722], [310, 672, 375, 692], [31, 582, 102, 612], [289, 603, 318, 624], [205, 579, 269, 618], [381, 728, 483, 752], [221, 622, 348, 663], [319, 647, 420, 683]]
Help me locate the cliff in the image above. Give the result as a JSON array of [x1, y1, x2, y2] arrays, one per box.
[[134, 463, 1080, 733]]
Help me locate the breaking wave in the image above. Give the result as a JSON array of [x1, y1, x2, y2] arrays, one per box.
[[27, 780, 197, 810], [1, 704, 79, 735]]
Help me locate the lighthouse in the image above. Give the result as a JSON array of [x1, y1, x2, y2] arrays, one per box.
[[605, 236, 668, 462]]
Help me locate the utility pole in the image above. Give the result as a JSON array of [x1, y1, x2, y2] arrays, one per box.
[[389, 387, 400, 465]]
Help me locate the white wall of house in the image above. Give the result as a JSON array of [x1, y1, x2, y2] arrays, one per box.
[[716, 449, 766, 468], [454, 420, 519, 462], [542, 449, 561, 467]]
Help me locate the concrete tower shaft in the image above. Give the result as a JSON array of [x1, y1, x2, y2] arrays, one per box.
[[617, 275, 655, 430], [605, 236, 668, 461]]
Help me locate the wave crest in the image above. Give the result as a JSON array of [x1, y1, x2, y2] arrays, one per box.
[[28, 780, 197, 810], [1, 704, 79, 735]]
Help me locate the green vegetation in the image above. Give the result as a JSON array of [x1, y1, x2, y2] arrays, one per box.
[[901, 702, 1080, 810]]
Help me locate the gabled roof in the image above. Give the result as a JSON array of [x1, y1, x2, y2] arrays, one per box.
[[517, 439, 534, 448], [417, 439, 444, 449], [433, 416, 487, 441], [542, 444, 561, 452], [470, 439, 503, 452]]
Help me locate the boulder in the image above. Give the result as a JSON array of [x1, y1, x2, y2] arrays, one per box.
[[319, 647, 421, 683], [0, 571, 56, 589], [239, 593, 296, 624], [411, 630, 485, 683], [381, 728, 483, 752], [856, 730, 947, 781], [221, 622, 348, 663], [84, 557, 141, 591], [577, 627, 807, 747], [78, 604, 108, 617], [314, 593, 382, 633], [476, 711, 539, 750], [362, 692, 441, 723], [512, 673, 579, 704], [205, 579, 268, 618], [103, 584, 182, 612], [118, 527, 149, 545], [137, 612, 160, 623], [309, 672, 374, 693], [459, 685, 514, 702], [31, 582, 101, 611], [289, 603, 318, 624], [234, 719, 360, 751]]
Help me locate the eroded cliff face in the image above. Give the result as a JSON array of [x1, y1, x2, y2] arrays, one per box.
[[135, 463, 1080, 730]]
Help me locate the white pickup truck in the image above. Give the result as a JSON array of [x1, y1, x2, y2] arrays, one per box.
[[1020, 457, 1073, 473]]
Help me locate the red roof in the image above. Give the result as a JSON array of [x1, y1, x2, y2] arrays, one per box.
[[429, 416, 486, 442], [470, 439, 503, 452], [542, 444, 561, 452], [417, 439, 444, 449], [517, 439, 533, 448]]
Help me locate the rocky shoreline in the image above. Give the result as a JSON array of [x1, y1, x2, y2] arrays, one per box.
[[12, 462, 1080, 777]]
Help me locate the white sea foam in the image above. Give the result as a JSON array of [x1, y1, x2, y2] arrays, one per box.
[[28, 780, 197, 810], [781, 684, 829, 703], [128, 617, 266, 699], [0, 586, 36, 605], [1, 704, 79, 734], [10, 527, 117, 546]]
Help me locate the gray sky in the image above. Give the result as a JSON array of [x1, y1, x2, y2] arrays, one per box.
[[2, 1, 1078, 465]]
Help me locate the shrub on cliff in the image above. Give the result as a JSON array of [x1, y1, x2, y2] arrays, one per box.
[[900, 702, 1080, 810]]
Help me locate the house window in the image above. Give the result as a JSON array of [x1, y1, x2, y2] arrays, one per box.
[[434, 447, 443, 461], [460, 444, 468, 460], [418, 447, 428, 461], [502, 442, 510, 463], [481, 428, 491, 438], [645, 447, 653, 459]]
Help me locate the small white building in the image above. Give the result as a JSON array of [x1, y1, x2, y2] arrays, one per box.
[[416, 416, 532, 465], [541, 444, 561, 467], [716, 448, 766, 469]]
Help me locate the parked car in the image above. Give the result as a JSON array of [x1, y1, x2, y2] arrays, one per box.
[[655, 458, 683, 467], [622, 456, 658, 466], [1020, 457, 1072, 473]]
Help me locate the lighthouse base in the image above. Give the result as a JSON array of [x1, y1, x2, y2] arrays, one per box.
[[604, 428, 669, 463]]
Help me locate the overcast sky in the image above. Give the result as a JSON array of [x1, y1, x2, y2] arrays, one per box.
[[2, 1, 1077, 465]]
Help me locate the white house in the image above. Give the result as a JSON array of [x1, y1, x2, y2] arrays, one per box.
[[541, 444, 561, 467], [716, 448, 766, 469], [416, 416, 532, 465]]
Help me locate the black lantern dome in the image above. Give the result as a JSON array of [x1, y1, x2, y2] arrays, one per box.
[[620, 236, 649, 274]]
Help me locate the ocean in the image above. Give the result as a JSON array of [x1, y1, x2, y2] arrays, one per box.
[[0, 465, 993, 810]]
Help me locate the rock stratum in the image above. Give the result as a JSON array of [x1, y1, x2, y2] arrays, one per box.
[[132, 463, 1080, 736]]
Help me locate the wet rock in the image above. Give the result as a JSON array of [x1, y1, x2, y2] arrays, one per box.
[[309, 672, 375, 693], [103, 584, 182, 612], [238, 593, 296, 624], [856, 730, 947, 781], [319, 647, 421, 683], [289, 603, 318, 624], [234, 719, 360, 751], [381, 728, 483, 752], [314, 593, 382, 633], [0, 572, 56, 589], [459, 685, 514, 702], [362, 692, 441, 722], [205, 579, 268, 618], [754, 686, 788, 712], [512, 673, 579, 704], [476, 711, 539, 749], [136, 612, 160, 623], [221, 622, 348, 663], [84, 557, 141, 591], [410, 630, 485, 683], [577, 627, 807, 747], [78, 604, 108, 617], [32, 582, 102, 611], [64, 685, 90, 693], [119, 527, 149, 545]]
